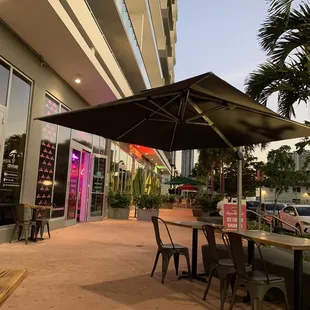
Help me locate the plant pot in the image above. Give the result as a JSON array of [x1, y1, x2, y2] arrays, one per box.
[[161, 202, 174, 209], [192, 208, 204, 217], [137, 209, 159, 221], [108, 208, 130, 220]]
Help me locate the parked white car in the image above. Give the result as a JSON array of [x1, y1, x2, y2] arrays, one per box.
[[279, 205, 310, 235]]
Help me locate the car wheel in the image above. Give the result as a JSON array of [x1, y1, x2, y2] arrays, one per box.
[[296, 224, 302, 235]]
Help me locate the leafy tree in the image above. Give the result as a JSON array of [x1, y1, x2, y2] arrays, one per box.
[[213, 153, 258, 197], [245, 0, 310, 118], [263, 145, 307, 207]]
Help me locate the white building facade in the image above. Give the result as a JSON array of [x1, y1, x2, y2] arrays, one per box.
[[0, 0, 178, 241]]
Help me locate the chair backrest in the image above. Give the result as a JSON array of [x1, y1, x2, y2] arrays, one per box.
[[15, 204, 32, 222], [36, 207, 51, 220], [202, 225, 221, 263], [223, 232, 271, 283], [151, 216, 174, 249], [223, 232, 248, 279]]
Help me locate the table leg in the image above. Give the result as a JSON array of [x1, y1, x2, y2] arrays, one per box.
[[30, 209, 37, 241], [179, 228, 207, 282], [294, 250, 303, 310], [243, 240, 255, 303]]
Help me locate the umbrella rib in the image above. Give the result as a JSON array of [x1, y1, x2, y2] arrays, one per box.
[[149, 118, 176, 123], [134, 102, 175, 121], [185, 105, 227, 122], [180, 90, 190, 121], [188, 98, 236, 150], [170, 123, 178, 152], [148, 99, 179, 121], [118, 95, 180, 140]]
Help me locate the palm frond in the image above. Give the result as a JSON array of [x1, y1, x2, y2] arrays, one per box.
[[259, 0, 293, 53]]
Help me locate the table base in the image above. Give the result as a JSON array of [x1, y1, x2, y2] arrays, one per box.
[[178, 271, 208, 283]]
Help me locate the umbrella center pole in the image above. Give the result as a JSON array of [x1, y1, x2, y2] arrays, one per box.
[[236, 147, 243, 231]]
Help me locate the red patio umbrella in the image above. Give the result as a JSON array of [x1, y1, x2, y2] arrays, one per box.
[[178, 184, 197, 191]]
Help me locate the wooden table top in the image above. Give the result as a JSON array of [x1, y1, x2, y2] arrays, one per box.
[[165, 220, 223, 230], [235, 230, 310, 251]]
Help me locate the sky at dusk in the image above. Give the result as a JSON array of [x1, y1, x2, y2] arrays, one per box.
[[174, 0, 307, 172]]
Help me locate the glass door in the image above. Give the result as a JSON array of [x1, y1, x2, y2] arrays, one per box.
[[88, 155, 107, 221], [65, 143, 92, 226], [65, 147, 81, 226]]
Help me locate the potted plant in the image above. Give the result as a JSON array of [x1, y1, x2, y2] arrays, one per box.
[[136, 194, 161, 221], [107, 191, 131, 219], [192, 193, 216, 217], [161, 195, 176, 209]]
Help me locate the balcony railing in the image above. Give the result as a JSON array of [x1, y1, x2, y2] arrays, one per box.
[[114, 0, 151, 89], [145, 0, 163, 79]]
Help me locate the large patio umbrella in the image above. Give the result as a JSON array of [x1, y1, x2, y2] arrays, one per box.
[[165, 177, 202, 186], [36, 72, 310, 229]]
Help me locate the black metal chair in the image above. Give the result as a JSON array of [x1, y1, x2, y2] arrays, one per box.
[[151, 216, 191, 284], [202, 225, 237, 310], [223, 232, 289, 310], [36, 208, 51, 240], [9, 204, 37, 245]]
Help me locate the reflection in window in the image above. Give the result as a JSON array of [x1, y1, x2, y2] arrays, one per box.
[[93, 135, 100, 154], [52, 106, 71, 218], [90, 157, 106, 216], [72, 130, 92, 149], [0, 69, 31, 225], [0, 59, 10, 106], [99, 137, 106, 155]]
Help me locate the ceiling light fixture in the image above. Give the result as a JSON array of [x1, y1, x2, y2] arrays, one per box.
[[74, 75, 82, 84]]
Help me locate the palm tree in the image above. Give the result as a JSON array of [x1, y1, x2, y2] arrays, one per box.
[[245, 0, 310, 119]]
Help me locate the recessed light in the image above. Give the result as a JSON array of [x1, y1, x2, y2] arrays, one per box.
[[74, 75, 82, 84], [151, 159, 153, 161]]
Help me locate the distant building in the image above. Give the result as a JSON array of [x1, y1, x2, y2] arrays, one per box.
[[292, 151, 310, 171], [181, 150, 194, 177], [256, 186, 310, 204]]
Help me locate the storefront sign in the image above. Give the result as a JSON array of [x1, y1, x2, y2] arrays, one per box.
[[223, 203, 247, 231], [129, 144, 142, 160]]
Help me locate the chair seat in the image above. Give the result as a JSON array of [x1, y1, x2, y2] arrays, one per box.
[[218, 258, 234, 267], [162, 244, 188, 250], [247, 270, 284, 283]]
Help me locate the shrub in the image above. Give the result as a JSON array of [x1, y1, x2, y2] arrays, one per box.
[[193, 193, 217, 212], [136, 194, 162, 210], [107, 191, 131, 209]]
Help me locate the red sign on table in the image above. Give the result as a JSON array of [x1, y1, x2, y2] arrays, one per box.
[[223, 203, 247, 231]]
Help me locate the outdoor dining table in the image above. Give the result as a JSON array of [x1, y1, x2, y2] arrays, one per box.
[[165, 220, 223, 282], [235, 230, 310, 310]]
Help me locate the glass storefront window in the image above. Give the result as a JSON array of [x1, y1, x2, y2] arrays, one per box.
[[35, 95, 59, 206], [0, 68, 31, 225], [93, 135, 100, 154], [90, 156, 106, 216], [0, 59, 10, 106], [72, 130, 92, 149], [99, 137, 106, 155], [52, 106, 71, 218]]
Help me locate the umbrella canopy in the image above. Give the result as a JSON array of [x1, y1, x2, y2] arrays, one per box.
[[36, 72, 310, 152], [178, 184, 198, 191], [165, 177, 202, 186]]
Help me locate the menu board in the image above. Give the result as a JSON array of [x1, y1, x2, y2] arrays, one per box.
[[35, 97, 58, 206]]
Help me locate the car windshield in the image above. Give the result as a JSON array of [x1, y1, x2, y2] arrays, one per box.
[[265, 204, 284, 211], [296, 207, 310, 216]]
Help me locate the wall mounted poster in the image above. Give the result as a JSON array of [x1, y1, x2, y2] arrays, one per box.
[[223, 203, 247, 231], [35, 97, 59, 206]]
